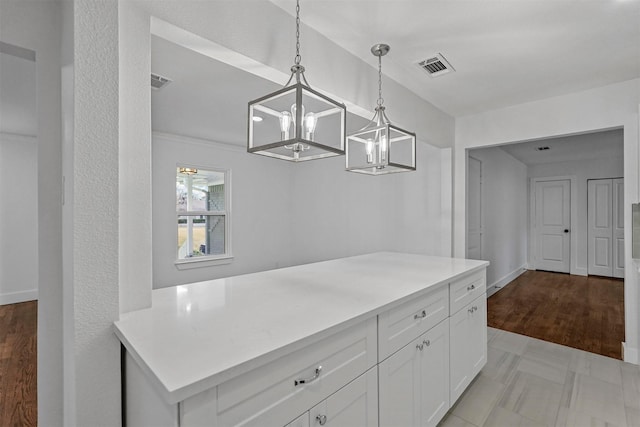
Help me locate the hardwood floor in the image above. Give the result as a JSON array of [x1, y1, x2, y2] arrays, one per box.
[[488, 270, 625, 359], [0, 301, 37, 426]]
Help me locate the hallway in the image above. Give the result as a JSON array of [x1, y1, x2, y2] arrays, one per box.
[[488, 270, 624, 359]]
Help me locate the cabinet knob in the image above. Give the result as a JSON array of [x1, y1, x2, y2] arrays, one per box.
[[316, 414, 327, 425], [423, 339, 431, 347], [294, 366, 322, 386], [414, 310, 427, 320], [467, 284, 476, 291]]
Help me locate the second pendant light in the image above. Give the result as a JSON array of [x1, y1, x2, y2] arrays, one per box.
[[346, 44, 416, 175]]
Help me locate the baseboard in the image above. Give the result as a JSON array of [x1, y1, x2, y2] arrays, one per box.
[[0, 289, 38, 305], [486, 265, 527, 297], [623, 342, 639, 365]]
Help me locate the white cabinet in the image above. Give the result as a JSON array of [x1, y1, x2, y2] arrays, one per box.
[[118, 254, 488, 427], [449, 293, 487, 404], [378, 285, 448, 361], [308, 368, 378, 427], [180, 317, 377, 427], [379, 319, 449, 427]]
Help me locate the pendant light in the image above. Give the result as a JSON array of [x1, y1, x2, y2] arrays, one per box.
[[346, 44, 416, 174], [247, 0, 346, 162]]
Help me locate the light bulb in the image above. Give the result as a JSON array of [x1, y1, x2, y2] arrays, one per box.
[[304, 112, 317, 140], [279, 111, 292, 140], [291, 103, 305, 136], [366, 139, 374, 164], [380, 134, 387, 161]]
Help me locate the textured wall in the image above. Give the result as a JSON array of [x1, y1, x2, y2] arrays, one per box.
[[72, 1, 121, 424]]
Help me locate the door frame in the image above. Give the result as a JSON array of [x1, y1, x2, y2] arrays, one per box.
[[529, 175, 580, 275], [466, 155, 483, 260]]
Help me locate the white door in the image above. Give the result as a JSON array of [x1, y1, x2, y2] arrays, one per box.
[[467, 156, 483, 260], [588, 178, 624, 278], [613, 178, 625, 278], [535, 179, 571, 273]]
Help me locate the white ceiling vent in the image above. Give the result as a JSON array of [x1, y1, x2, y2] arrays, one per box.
[[151, 73, 172, 90], [416, 53, 455, 77]]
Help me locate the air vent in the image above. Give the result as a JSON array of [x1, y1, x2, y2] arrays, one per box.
[[151, 73, 172, 90], [536, 146, 550, 151], [416, 53, 455, 77]]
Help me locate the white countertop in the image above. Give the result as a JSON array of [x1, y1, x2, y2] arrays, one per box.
[[114, 252, 488, 403]]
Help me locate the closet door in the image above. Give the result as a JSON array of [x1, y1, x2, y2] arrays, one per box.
[[613, 178, 624, 278], [588, 178, 624, 278]]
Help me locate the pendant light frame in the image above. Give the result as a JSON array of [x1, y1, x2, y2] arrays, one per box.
[[346, 44, 416, 175], [247, 0, 346, 162]]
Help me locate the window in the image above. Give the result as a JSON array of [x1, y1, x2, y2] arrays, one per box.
[[176, 166, 231, 264]]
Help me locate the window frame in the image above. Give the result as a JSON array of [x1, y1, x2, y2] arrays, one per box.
[[174, 163, 233, 269]]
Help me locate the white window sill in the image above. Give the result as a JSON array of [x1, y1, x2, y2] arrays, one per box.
[[175, 255, 234, 270]]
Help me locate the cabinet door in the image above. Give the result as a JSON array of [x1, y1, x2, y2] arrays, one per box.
[[420, 319, 449, 427], [310, 368, 378, 427], [468, 295, 487, 380], [378, 337, 421, 427], [449, 294, 487, 405], [286, 412, 310, 427]]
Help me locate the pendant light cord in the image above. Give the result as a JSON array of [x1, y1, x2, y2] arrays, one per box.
[[377, 53, 384, 107], [295, 0, 301, 65]]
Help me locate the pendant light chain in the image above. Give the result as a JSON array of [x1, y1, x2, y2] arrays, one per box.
[[377, 53, 384, 107], [294, 0, 301, 65]]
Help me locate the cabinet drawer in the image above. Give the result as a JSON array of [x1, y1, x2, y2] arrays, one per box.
[[182, 317, 377, 427], [378, 285, 448, 361], [449, 270, 485, 315]]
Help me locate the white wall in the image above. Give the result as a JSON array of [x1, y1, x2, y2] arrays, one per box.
[[153, 133, 445, 288], [0, 133, 38, 304], [0, 1, 64, 424], [467, 147, 528, 291], [529, 154, 624, 276], [454, 78, 640, 363], [153, 133, 295, 287]]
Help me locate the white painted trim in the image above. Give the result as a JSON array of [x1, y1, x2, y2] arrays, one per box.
[[486, 265, 527, 297], [153, 131, 245, 152], [623, 342, 639, 365], [0, 289, 38, 305], [529, 175, 578, 274]]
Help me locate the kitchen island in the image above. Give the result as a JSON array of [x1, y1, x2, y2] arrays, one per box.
[[115, 252, 488, 426]]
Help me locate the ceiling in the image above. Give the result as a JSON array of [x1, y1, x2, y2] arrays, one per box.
[[0, 50, 36, 136], [271, 0, 640, 117], [151, 35, 370, 146], [495, 128, 624, 166]]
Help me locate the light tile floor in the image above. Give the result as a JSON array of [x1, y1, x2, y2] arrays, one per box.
[[439, 328, 640, 427]]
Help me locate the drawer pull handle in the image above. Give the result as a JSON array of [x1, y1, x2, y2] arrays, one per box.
[[414, 310, 427, 320], [423, 339, 431, 347], [468, 306, 478, 313], [416, 343, 424, 351], [316, 414, 327, 425], [467, 284, 476, 291], [294, 366, 322, 386]]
